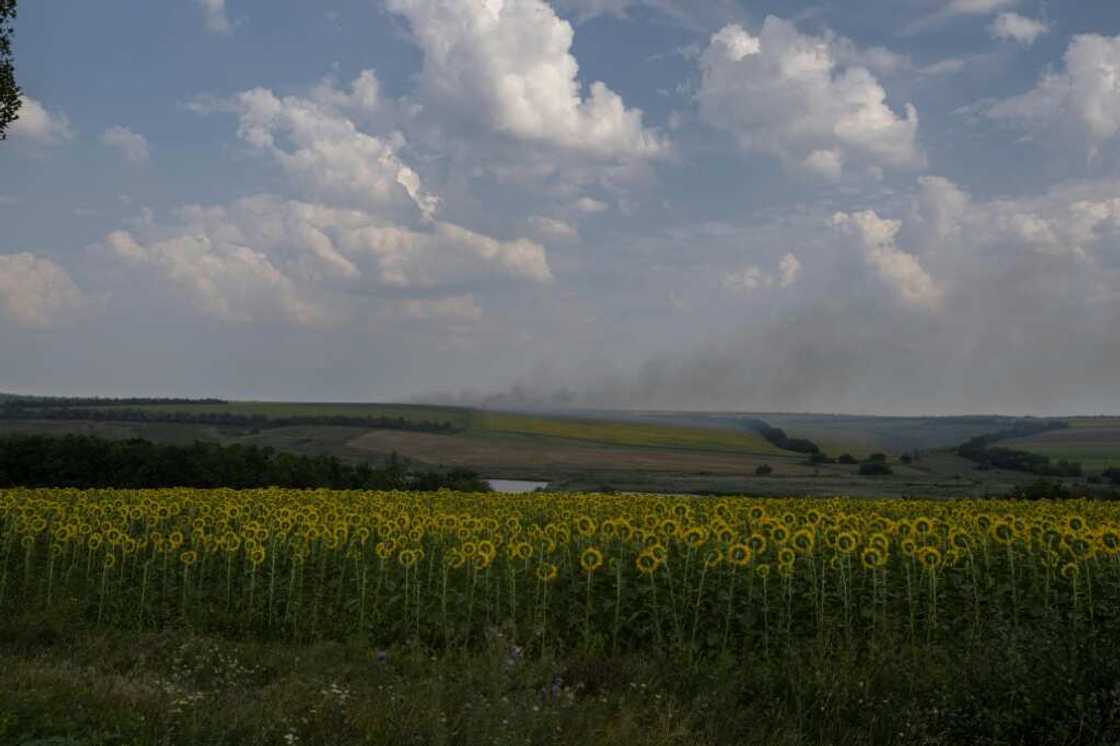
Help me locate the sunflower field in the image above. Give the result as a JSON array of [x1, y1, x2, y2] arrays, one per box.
[[3, 488, 1120, 657]]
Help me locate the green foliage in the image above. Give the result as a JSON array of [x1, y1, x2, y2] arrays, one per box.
[[0, 0, 19, 141], [0, 434, 488, 491]]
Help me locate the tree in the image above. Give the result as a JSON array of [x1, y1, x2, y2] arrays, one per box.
[[0, 0, 20, 140], [755, 464, 773, 476]]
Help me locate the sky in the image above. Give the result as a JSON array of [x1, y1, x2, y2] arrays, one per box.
[[1, 0, 1119, 416]]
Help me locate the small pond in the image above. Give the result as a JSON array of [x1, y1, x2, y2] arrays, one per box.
[[486, 479, 549, 493]]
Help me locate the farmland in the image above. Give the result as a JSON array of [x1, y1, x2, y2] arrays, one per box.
[[3, 488, 1120, 744], [1002, 417, 1120, 471]]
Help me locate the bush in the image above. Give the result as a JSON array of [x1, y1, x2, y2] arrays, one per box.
[[859, 462, 893, 476], [866, 453, 887, 463], [755, 464, 773, 476], [837, 454, 857, 465]]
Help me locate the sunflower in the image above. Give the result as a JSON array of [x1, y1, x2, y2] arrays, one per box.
[[916, 546, 942, 571], [727, 543, 753, 567], [778, 547, 796, 566], [746, 533, 768, 556], [755, 564, 771, 579], [836, 531, 859, 555], [536, 562, 559, 583], [580, 547, 604, 574], [791, 528, 815, 556], [684, 526, 709, 549], [989, 522, 1014, 546], [445, 548, 466, 569], [861, 547, 886, 571], [575, 515, 597, 537], [635, 548, 661, 576], [703, 550, 723, 569], [180, 550, 198, 567], [1060, 561, 1080, 581]]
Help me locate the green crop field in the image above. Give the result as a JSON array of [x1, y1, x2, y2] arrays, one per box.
[[477, 411, 784, 454]]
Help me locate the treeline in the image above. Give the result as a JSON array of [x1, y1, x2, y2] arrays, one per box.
[[957, 419, 1080, 477], [0, 403, 458, 434], [0, 394, 227, 407], [742, 419, 821, 454], [0, 434, 489, 491]]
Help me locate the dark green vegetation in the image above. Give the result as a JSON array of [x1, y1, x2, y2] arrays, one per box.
[[2, 397, 461, 434], [0, 434, 488, 491], [3, 622, 1120, 745], [0, 0, 19, 141]]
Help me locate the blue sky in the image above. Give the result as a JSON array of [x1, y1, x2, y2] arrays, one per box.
[[2, 0, 1119, 415]]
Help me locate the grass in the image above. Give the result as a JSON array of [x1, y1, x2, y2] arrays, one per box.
[[476, 412, 784, 455], [3, 615, 1120, 745]]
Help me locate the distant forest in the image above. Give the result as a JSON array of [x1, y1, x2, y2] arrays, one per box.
[[0, 397, 459, 434], [0, 434, 488, 491]]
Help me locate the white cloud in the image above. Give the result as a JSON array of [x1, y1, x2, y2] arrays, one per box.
[[529, 215, 579, 240], [197, 0, 232, 34], [989, 13, 1048, 45], [832, 210, 942, 308], [721, 251, 801, 293], [100, 126, 151, 163], [385, 0, 666, 158], [904, 0, 1016, 35], [911, 175, 1120, 261], [778, 252, 801, 287], [698, 17, 923, 176], [205, 79, 439, 219], [104, 196, 551, 325], [0, 253, 85, 327], [572, 196, 609, 213], [8, 96, 74, 144], [989, 34, 1120, 147]]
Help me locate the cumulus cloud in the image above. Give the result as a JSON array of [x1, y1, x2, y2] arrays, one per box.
[[103, 196, 551, 325], [196, 77, 439, 219], [8, 96, 74, 144], [100, 126, 151, 163], [989, 34, 1120, 148], [197, 0, 232, 34], [721, 252, 801, 293], [697, 17, 923, 176], [385, 0, 666, 157], [989, 13, 1049, 45], [832, 210, 942, 308], [0, 253, 84, 327]]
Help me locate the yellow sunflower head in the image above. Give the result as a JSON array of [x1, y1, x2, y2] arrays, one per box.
[[580, 547, 604, 574], [727, 543, 753, 567]]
